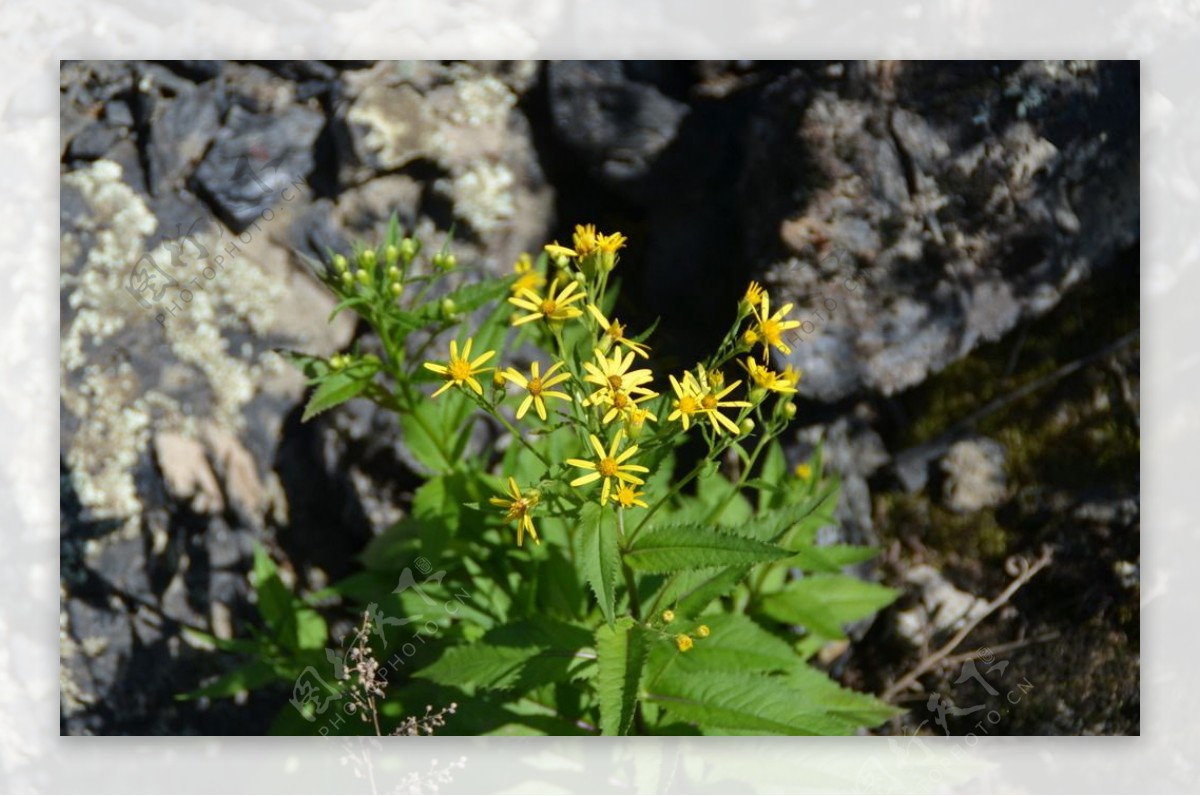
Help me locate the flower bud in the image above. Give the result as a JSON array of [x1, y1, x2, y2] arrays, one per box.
[[387, 265, 401, 280], [696, 624, 710, 638], [390, 282, 403, 297], [674, 634, 694, 653], [330, 354, 344, 369], [385, 244, 399, 265], [492, 370, 507, 389], [399, 237, 418, 261], [749, 386, 767, 404], [359, 249, 376, 269], [433, 252, 456, 271], [661, 609, 676, 623], [340, 270, 354, 287], [781, 401, 797, 419], [332, 254, 348, 272], [440, 297, 458, 320], [739, 418, 755, 436], [355, 269, 371, 286]]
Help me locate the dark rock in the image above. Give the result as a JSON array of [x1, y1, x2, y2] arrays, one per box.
[[148, 81, 223, 194], [104, 99, 135, 129], [546, 60, 690, 189], [66, 122, 123, 161], [193, 104, 323, 231]]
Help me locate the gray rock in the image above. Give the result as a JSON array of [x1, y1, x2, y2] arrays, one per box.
[[746, 61, 1138, 402], [148, 81, 223, 194], [194, 104, 323, 231]]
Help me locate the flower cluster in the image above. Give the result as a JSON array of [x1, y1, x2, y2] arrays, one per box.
[[417, 224, 804, 551]]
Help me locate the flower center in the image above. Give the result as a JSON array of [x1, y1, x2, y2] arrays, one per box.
[[701, 394, 718, 411], [598, 457, 619, 477], [607, 374, 623, 391], [506, 498, 529, 521], [448, 358, 473, 381], [678, 396, 700, 414], [612, 391, 629, 409], [608, 321, 625, 340], [760, 319, 782, 344], [540, 299, 558, 315], [527, 377, 544, 396]]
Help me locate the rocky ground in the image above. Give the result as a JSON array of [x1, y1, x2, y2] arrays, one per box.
[[59, 60, 1138, 735]]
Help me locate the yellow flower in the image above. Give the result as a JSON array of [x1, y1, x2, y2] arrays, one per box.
[[624, 405, 658, 436], [423, 337, 495, 398], [695, 366, 752, 436], [596, 230, 627, 254], [780, 365, 801, 389], [544, 241, 577, 260], [750, 293, 802, 358], [573, 223, 599, 257], [674, 634, 694, 652], [667, 371, 706, 430], [503, 361, 572, 421], [510, 253, 545, 295], [488, 477, 540, 546], [661, 609, 676, 623], [742, 357, 798, 394], [582, 346, 657, 412], [794, 462, 812, 481], [545, 225, 627, 261], [587, 303, 650, 358], [566, 429, 650, 506], [509, 278, 586, 326], [744, 280, 765, 308], [696, 624, 710, 638], [615, 483, 648, 509]]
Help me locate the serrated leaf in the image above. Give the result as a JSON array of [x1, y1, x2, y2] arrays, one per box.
[[595, 616, 647, 736], [417, 618, 594, 695], [418, 644, 547, 692], [578, 503, 621, 626], [624, 524, 791, 574], [759, 574, 900, 639], [661, 614, 801, 675], [644, 671, 848, 735], [275, 348, 330, 382], [301, 362, 381, 422]]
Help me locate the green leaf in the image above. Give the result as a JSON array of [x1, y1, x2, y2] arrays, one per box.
[[759, 574, 900, 640], [595, 616, 647, 736], [660, 614, 800, 675], [418, 644, 547, 692], [787, 544, 881, 574], [176, 659, 279, 701], [578, 503, 621, 626], [251, 545, 291, 628], [417, 618, 594, 694], [736, 489, 837, 543], [398, 395, 454, 473], [301, 361, 381, 422], [671, 565, 751, 618], [275, 348, 330, 382], [624, 524, 792, 574], [645, 671, 850, 735], [292, 608, 328, 651]]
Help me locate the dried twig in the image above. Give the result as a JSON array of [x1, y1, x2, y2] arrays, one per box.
[[881, 546, 1054, 703]]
